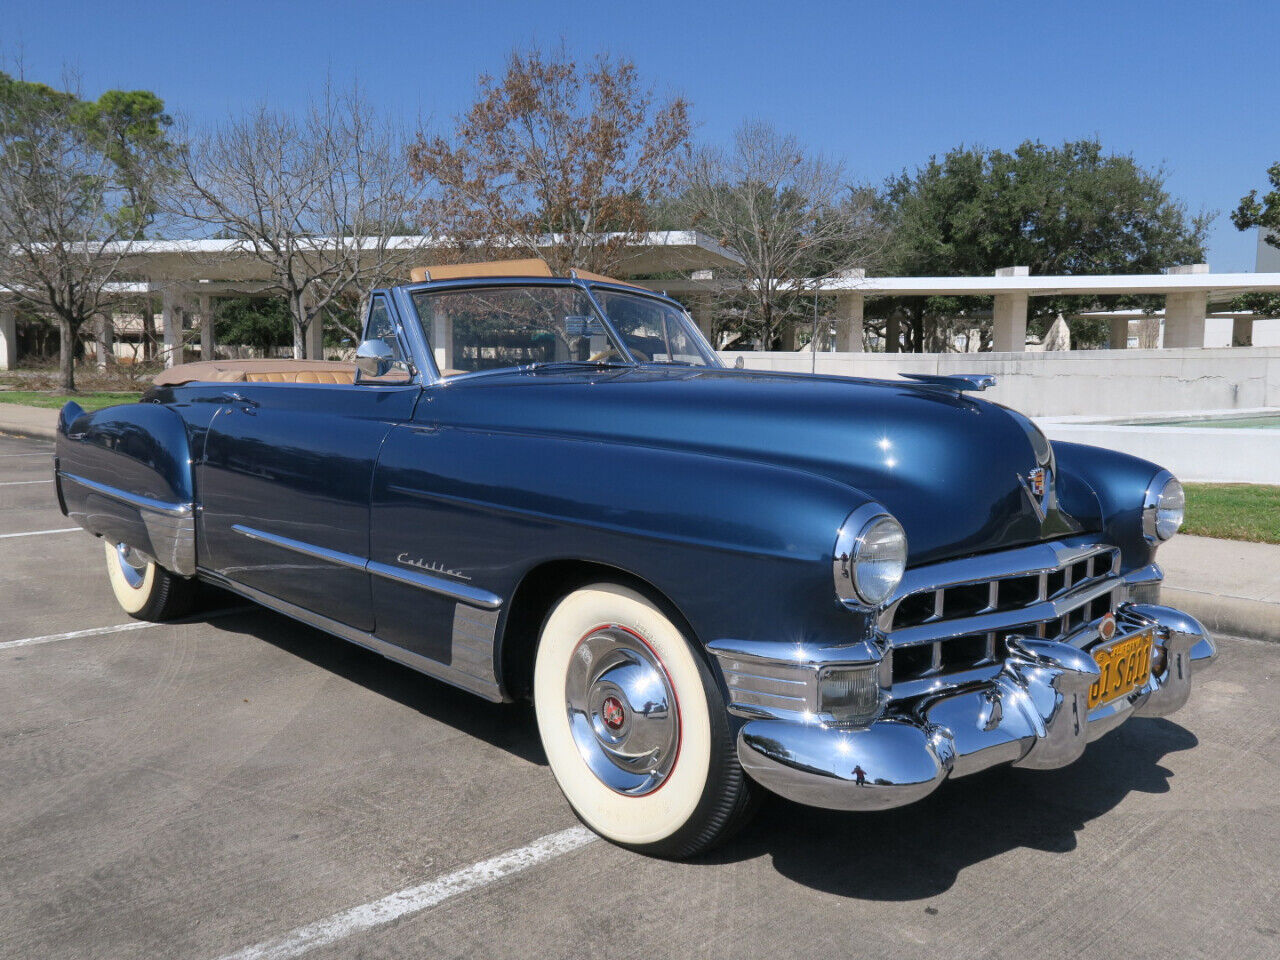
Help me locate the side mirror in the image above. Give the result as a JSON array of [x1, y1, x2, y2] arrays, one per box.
[[355, 339, 395, 378]]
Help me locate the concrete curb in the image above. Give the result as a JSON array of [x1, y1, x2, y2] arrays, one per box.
[[1162, 586, 1280, 645]]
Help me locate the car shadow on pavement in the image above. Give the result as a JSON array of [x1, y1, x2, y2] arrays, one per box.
[[206, 604, 549, 767], [703, 716, 1198, 900]]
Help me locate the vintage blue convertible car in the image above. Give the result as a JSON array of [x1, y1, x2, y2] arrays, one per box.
[[55, 262, 1217, 857]]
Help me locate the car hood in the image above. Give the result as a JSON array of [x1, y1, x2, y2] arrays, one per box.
[[428, 366, 1089, 565]]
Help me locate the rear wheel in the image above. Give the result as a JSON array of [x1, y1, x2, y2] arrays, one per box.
[[104, 541, 196, 621], [532, 583, 756, 858]]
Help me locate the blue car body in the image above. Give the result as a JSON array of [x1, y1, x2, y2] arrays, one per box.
[[53, 275, 1216, 815]]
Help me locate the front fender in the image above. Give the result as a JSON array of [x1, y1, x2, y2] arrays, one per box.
[[1052, 441, 1165, 571], [372, 425, 878, 655]]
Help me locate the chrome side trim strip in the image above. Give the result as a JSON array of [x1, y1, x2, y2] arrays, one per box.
[[230, 523, 503, 610], [367, 560, 503, 610], [59, 471, 191, 517], [204, 574, 505, 703], [231, 523, 366, 571]]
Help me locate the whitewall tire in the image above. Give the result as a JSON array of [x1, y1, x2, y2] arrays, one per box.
[[104, 541, 195, 621], [533, 583, 755, 858]]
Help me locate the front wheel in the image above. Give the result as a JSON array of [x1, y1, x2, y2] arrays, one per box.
[[104, 541, 196, 621], [533, 583, 756, 858]]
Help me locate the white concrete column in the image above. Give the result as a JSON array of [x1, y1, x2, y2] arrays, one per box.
[[161, 290, 183, 368], [0, 304, 16, 370], [992, 266, 1029, 352], [685, 294, 716, 347], [1163, 292, 1208, 348], [834, 292, 864, 352], [432, 302, 454, 372], [1232, 317, 1253, 347], [198, 294, 215, 361], [304, 292, 324, 360], [1109, 316, 1130, 350], [96, 310, 114, 369], [1162, 264, 1209, 349]]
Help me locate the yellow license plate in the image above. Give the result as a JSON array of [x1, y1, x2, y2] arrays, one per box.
[[1088, 628, 1154, 710]]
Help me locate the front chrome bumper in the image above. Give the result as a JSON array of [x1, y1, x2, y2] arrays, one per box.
[[734, 603, 1217, 812]]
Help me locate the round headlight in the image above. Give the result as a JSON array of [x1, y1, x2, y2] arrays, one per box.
[[834, 510, 908, 607], [1154, 477, 1185, 540], [1143, 472, 1185, 542]]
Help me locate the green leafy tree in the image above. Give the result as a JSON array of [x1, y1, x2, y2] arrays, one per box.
[[0, 72, 173, 389], [874, 139, 1211, 350], [214, 296, 293, 355], [1230, 162, 1280, 320]]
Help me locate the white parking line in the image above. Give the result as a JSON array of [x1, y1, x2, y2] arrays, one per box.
[[0, 453, 51, 458], [0, 527, 79, 539], [0, 479, 53, 486], [0, 605, 255, 651], [216, 826, 598, 960], [0, 620, 158, 651]]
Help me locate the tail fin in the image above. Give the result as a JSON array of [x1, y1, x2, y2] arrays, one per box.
[[57, 400, 85, 437]]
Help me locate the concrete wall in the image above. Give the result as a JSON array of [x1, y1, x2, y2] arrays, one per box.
[[1037, 418, 1280, 484], [720, 347, 1280, 419]]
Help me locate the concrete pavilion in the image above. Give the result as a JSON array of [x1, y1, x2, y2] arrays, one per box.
[[5, 232, 1280, 368], [666, 263, 1280, 353]]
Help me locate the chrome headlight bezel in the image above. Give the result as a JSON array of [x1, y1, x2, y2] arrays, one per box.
[[1142, 471, 1185, 543], [834, 505, 909, 608]]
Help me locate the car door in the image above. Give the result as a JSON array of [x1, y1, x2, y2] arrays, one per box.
[[198, 295, 420, 631]]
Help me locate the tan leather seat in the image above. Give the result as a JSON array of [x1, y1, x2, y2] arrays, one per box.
[[154, 360, 358, 387], [245, 369, 354, 384]]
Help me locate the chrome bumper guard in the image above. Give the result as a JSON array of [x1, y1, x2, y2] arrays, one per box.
[[734, 603, 1217, 812]]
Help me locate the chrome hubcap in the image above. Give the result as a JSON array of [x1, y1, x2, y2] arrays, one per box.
[[115, 543, 148, 589], [565, 626, 679, 796]]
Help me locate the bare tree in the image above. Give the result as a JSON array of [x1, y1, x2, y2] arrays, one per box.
[[409, 47, 690, 276], [171, 82, 425, 359], [680, 121, 881, 350], [0, 71, 172, 390]]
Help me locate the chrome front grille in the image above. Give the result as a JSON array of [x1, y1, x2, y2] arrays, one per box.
[[880, 542, 1125, 697]]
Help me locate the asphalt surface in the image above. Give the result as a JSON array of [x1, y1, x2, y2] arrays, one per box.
[[1, 431, 1277, 960]]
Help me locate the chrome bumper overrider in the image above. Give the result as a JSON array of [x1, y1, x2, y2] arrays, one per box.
[[734, 603, 1217, 812]]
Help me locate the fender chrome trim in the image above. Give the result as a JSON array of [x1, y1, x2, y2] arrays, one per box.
[[231, 523, 503, 610], [58, 471, 196, 576]]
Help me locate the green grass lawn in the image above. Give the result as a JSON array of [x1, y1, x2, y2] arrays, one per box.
[[0, 390, 140, 411], [1183, 483, 1280, 544]]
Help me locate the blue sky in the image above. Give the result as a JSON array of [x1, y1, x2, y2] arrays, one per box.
[[2, 0, 1275, 270]]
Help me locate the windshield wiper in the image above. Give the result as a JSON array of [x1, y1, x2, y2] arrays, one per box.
[[525, 360, 636, 372]]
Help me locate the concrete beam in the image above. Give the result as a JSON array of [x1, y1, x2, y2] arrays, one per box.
[[0, 304, 16, 370], [834, 292, 864, 352]]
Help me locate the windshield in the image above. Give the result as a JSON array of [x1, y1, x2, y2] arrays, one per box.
[[408, 283, 716, 377], [592, 289, 717, 367]]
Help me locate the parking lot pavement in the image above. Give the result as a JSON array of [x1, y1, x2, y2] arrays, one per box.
[[2, 433, 1277, 960]]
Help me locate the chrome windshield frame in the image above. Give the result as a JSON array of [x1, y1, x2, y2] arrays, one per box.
[[399, 276, 721, 381]]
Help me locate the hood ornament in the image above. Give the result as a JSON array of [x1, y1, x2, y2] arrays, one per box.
[[900, 373, 996, 393]]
